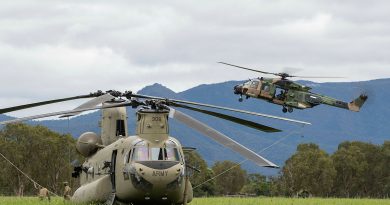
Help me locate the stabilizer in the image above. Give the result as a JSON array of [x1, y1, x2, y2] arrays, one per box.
[[348, 94, 368, 112]]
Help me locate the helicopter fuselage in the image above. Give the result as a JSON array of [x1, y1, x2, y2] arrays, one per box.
[[71, 108, 192, 205], [234, 77, 367, 113], [72, 135, 191, 205]]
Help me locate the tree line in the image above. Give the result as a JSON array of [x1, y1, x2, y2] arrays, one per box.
[[0, 123, 388, 198], [0, 124, 80, 196], [187, 141, 389, 198]]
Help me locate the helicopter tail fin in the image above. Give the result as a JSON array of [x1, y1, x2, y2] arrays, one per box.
[[348, 94, 368, 112]]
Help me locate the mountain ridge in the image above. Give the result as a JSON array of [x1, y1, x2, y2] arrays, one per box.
[[1, 78, 389, 174]]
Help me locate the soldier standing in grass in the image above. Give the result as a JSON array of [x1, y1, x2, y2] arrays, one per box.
[[38, 186, 50, 201], [63, 182, 71, 200]]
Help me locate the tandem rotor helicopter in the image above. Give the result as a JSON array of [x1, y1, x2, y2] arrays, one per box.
[[0, 90, 309, 205], [219, 62, 368, 113]]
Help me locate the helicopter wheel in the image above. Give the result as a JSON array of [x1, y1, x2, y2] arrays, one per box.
[[288, 107, 293, 113], [238, 97, 243, 102], [282, 107, 287, 113]]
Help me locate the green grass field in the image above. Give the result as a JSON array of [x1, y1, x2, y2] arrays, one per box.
[[192, 197, 390, 205], [0, 197, 389, 205]]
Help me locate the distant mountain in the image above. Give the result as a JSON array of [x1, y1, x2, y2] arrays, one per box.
[[138, 83, 178, 99], [1, 79, 389, 175]]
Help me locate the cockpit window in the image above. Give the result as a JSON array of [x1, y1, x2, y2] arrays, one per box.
[[250, 81, 259, 88], [244, 81, 252, 86], [133, 147, 149, 161], [166, 148, 180, 161], [164, 140, 181, 161], [151, 148, 164, 160]]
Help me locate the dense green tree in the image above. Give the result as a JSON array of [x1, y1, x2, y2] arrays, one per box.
[[211, 160, 246, 195], [280, 143, 336, 197], [269, 175, 285, 196], [381, 141, 390, 197], [332, 141, 387, 197], [0, 124, 81, 196], [241, 173, 270, 196], [184, 151, 216, 197]]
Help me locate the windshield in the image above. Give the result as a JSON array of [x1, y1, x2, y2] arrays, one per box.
[[133, 146, 149, 161], [131, 140, 182, 162], [150, 148, 164, 160], [244, 81, 252, 86], [166, 148, 180, 161], [250, 80, 259, 88]]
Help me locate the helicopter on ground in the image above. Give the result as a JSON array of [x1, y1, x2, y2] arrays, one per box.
[[0, 90, 309, 205], [219, 62, 368, 113]]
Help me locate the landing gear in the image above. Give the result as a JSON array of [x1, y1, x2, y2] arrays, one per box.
[[238, 95, 243, 102], [282, 107, 293, 113]]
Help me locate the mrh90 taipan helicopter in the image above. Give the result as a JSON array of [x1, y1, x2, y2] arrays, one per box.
[[219, 62, 368, 113], [0, 90, 309, 205]]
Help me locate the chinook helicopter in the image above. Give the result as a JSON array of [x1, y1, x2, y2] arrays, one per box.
[[219, 62, 368, 113], [0, 90, 310, 205]]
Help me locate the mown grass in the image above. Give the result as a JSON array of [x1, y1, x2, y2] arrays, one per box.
[[0, 197, 77, 205], [0, 196, 389, 205], [192, 197, 390, 205]]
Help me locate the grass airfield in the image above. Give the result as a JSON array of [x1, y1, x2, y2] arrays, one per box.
[[1, 197, 390, 205]]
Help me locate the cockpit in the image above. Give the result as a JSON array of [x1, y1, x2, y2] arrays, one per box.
[[243, 81, 252, 86], [243, 80, 260, 89], [130, 140, 182, 162]]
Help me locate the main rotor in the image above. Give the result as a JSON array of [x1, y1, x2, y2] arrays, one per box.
[[0, 89, 311, 168], [218, 62, 344, 80]]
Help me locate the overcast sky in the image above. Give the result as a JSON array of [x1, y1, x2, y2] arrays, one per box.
[[1, 0, 389, 117]]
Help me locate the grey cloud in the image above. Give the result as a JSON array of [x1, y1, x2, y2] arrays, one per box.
[[1, 0, 390, 117]]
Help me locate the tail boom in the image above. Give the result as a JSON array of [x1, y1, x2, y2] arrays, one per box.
[[320, 94, 368, 112]]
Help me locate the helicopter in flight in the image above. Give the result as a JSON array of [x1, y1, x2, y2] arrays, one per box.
[[219, 62, 368, 113], [0, 90, 310, 205]]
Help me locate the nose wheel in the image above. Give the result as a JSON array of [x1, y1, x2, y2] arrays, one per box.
[[282, 107, 293, 113], [238, 95, 243, 102]]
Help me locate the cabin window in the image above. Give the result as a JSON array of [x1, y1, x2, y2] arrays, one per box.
[[275, 88, 285, 99], [116, 120, 126, 136], [263, 85, 270, 92]]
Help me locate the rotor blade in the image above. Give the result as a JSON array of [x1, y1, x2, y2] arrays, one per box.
[[171, 102, 281, 133], [0, 92, 103, 114], [130, 94, 311, 125], [168, 107, 279, 168], [0, 101, 133, 125], [288, 75, 345, 79], [219, 62, 344, 79], [218, 62, 277, 76], [59, 93, 116, 118]]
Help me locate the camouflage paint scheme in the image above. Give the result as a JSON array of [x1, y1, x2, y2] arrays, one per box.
[[234, 77, 367, 113], [72, 106, 191, 205]]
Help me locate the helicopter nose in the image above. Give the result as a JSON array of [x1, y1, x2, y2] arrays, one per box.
[[234, 85, 243, 95]]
